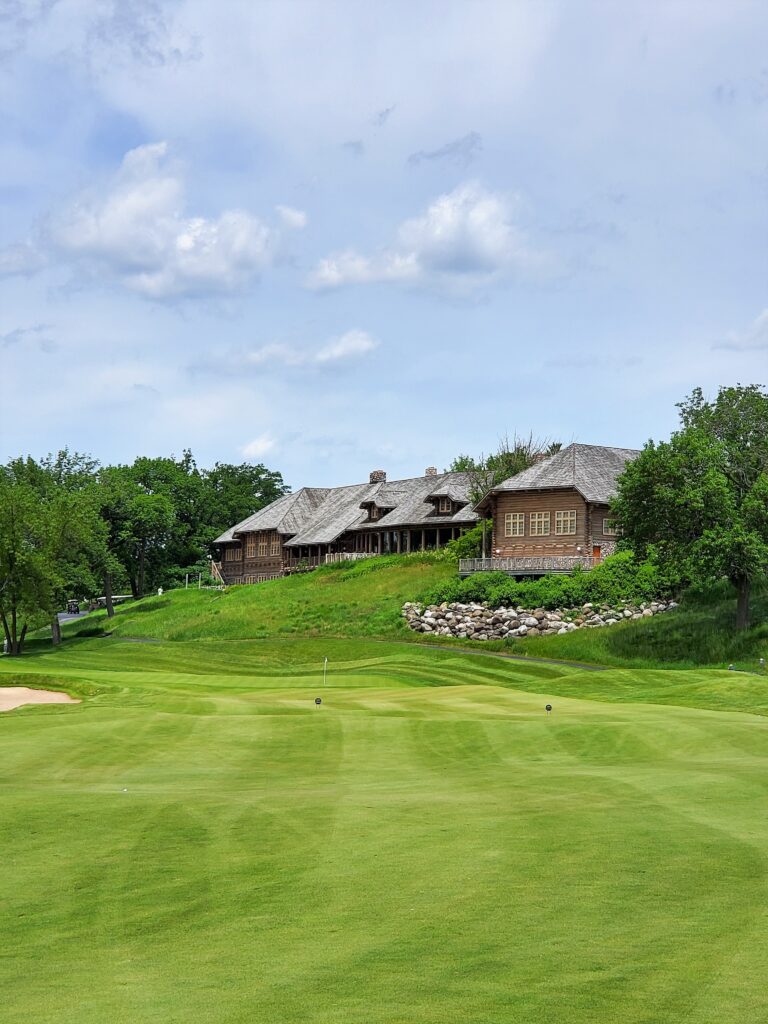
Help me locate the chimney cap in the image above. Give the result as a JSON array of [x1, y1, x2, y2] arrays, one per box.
[[369, 469, 387, 483], [425, 466, 437, 477]]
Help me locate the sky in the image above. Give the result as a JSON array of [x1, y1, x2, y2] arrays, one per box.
[[0, 0, 766, 489]]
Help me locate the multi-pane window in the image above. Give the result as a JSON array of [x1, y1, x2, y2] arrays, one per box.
[[555, 510, 577, 535], [438, 497, 452, 513], [603, 519, 619, 536], [245, 535, 257, 557], [224, 545, 241, 562], [504, 512, 525, 537], [270, 534, 281, 556], [529, 512, 551, 536], [258, 534, 268, 557]]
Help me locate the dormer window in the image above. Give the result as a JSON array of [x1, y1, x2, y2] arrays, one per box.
[[438, 497, 452, 514]]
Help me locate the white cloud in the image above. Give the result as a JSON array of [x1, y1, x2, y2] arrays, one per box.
[[307, 183, 549, 293], [241, 432, 276, 459], [315, 329, 378, 362], [0, 142, 282, 299], [717, 309, 768, 351], [276, 205, 307, 229], [234, 330, 379, 370]]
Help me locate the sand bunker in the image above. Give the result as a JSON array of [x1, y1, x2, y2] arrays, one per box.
[[0, 687, 80, 712]]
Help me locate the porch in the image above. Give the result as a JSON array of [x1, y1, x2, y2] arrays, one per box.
[[459, 555, 600, 577]]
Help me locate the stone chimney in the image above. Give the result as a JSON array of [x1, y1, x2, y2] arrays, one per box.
[[425, 466, 437, 477], [369, 469, 387, 483]]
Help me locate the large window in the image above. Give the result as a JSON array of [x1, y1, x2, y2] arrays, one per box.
[[603, 519, 619, 536], [438, 497, 452, 513], [245, 535, 257, 557], [529, 512, 551, 536], [555, 510, 577, 535], [504, 512, 525, 537], [270, 534, 281, 556], [258, 534, 268, 557], [224, 545, 241, 562]]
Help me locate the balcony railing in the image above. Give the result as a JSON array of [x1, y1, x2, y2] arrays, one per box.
[[324, 552, 375, 564], [459, 556, 600, 576]]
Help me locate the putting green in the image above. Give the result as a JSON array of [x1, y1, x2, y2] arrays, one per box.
[[1, 638, 768, 1023]]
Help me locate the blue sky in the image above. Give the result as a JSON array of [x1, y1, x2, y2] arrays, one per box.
[[0, 0, 766, 488]]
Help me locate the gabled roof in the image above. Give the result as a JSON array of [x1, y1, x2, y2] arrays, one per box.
[[213, 487, 329, 544], [284, 483, 377, 546], [478, 444, 640, 508], [216, 470, 479, 548], [357, 472, 478, 531]]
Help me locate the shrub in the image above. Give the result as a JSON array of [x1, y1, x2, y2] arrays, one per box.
[[421, 552, 675, 610]]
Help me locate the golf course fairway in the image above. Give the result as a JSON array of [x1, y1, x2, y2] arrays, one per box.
[[2, 636, 768, 1023]]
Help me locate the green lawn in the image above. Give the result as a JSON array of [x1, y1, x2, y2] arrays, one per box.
[[3, 635, 768, 1022]]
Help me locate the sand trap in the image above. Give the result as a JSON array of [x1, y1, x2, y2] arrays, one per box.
[[0, 687, 80, 712]]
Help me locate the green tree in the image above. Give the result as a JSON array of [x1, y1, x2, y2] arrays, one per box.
[[0, 457, 105, 653], [613, 385, 768, 630]]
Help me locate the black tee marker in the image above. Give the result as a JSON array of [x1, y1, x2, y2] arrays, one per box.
[[315, 697, 322, 707], [545, 704, 552, 715]]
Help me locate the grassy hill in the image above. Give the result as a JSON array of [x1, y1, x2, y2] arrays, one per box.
[[60, 554, 768, 670], [65, 554, 454, 643]]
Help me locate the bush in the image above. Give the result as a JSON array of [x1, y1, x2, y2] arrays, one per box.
[[437, 522, 488, 561], [421, 552, 675, 610]]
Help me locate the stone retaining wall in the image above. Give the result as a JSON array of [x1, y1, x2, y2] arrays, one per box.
[[402, 599, 677, 641]]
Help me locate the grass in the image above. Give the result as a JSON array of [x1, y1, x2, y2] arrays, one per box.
[[2, 559, 768, 1022], [2, 637, 768, 1022]]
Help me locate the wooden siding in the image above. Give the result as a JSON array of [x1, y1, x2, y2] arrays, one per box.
[[491, 488, 590, 558], [240, 530, 285, 577]]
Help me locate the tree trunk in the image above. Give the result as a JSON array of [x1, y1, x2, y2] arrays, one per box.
[[735, 575, 751, 631], [104, 570, 115, 618], [0, 608, 12, 656], [51, 614, 62, 647], [138, 545, 146, 598]]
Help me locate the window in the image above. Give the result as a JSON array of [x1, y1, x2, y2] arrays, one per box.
[[245, 573, 280, 584], [555, 510, 577, 535], [529, 512, 550, 536], [258, 533, 268, 557], [438, 497, 452, 514], [603, 519, 619, 536], [370, 506, 380, 520], [224, 545, 241, 562], [504, 512, 525, 537], [270, 534, 281, 556], [245, 535, 257, 558]]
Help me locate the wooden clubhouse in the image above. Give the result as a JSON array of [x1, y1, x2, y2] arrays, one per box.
[[213, 468, 478, 585]]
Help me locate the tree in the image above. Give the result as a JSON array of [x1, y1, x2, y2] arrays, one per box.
[[202, 461, 289, 538], [613, 385, 768, 630], [0, 460, 105, 653]]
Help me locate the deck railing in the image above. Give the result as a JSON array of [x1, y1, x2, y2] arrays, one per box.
[[324, 552, 375, 564], [459, 556, 600, 576]]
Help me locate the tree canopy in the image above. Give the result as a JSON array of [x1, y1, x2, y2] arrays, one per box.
[[0, 449, 288, 653], [613, 385, 768, 630]]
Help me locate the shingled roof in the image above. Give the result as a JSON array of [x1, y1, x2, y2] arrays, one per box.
[[215, 471, 478, 547], [213, 488, 329, 544], [477, 443, 640, 508]]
